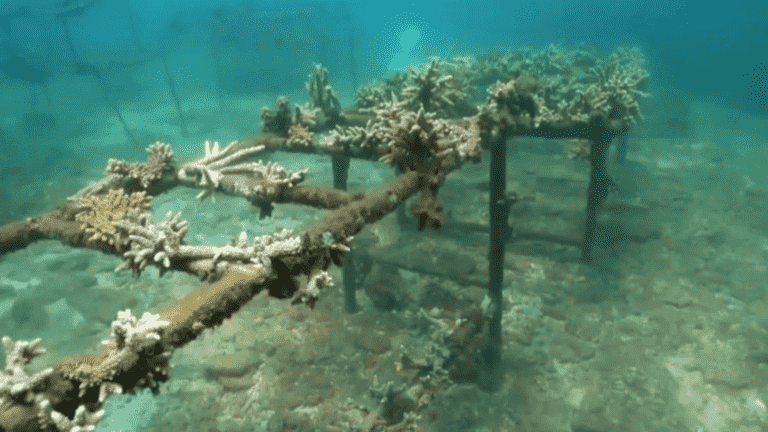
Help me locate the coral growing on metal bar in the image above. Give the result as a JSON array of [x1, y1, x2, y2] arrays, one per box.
[[581, 47, 650, 124], [114, 211, 189, 271], [113, 207, 303, 275], [373, 98, 481, 170], [177, 140, 266, 199], [325, 96, 480, 170], [103, 309, 169, 351], [242, 161, 308, 200], [400, 58, 474, 117], [528, 46, 649, 128], [74, 189, 151, 247], [0, 337, 52, 398], [306, 64, 341, 126], [106, 142, 175, 189], [286, 121, 314, 147], [475, 78, 538, 142], [321, 123, 379, 153], [0, 337, 106, 432], [261, 96, 294, 135]]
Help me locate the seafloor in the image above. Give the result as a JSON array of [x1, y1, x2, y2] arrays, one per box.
[[1, 53, 768, 432]]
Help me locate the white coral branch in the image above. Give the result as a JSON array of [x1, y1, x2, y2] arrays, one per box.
[[178, 140, 266, 199], [114, 211, 188, 271]]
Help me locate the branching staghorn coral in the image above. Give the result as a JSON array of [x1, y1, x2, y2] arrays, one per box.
[[353, 59, 473, 118], [262, 96, 318, 143], [105, 142, 174, 189], [321, 123, 380, 155], [261, 96, 294, 135], [75, 189, 151, 248], [400, 58, 474, 117], [353, 71, 410, 111], [306, 64, 341, 126], [222, 228, 303, 269], [177, 140, 266, 199], [238, 160, 308, 201], [0, 337, 53, 400], [527, 46, 649, 128], [376, 103, 481, 171], [114, 211, 188, 271], [177, 140, 306, 205], [580, 47, 650, 125], [104, 309, 169, 352], [325, 97, 480, 171], [353, 82, 390, 110], [475, 78, 538, 142], [46, 310, 171, 430], [0, 337, 105, 432], [326, 97, 480, 230], [114, 207, 303, 275], [55, 309, 170, 405]]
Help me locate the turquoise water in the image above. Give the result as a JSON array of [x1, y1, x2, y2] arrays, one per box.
[[1, 1, 767, 431]]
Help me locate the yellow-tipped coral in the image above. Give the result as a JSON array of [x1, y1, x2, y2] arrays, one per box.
[[75, 189, 151, 247]]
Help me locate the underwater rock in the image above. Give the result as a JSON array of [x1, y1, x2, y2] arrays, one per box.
[[352, 329, 392, 355], [363, 263, 410, 311], [419, 281, 461, 312], [205, 350, 260, 380]]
